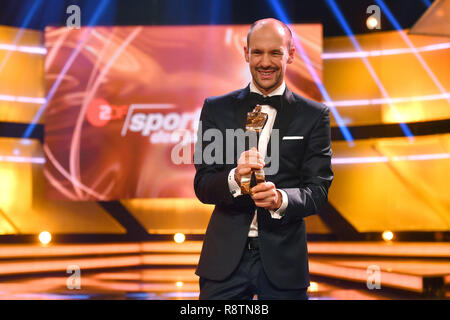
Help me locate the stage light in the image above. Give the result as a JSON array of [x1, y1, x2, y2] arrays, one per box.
[[175, 281, 184, 287], [0, 94, 45, 104], [366, 17, 379, 29], [382, 231, 394, 241], [0, 0, 43, 74], [375, 0, 449, 103], [174, 233, 185, 244], [0, 155, 45, 164], [0, 168, 15, 210], [266, 0, 355, 145], [39, 231, 52, 245], [332, 153, 450, 165], [323, 42, 450, 59], [325, 0, 414, 140], [22, 0, 111, 140], [0, 43, 46, 55], [421, 0, 432, 7], [308, 281, 319, 293]]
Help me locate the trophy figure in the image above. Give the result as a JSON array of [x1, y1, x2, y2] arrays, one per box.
[[240, 105, 268, 195]]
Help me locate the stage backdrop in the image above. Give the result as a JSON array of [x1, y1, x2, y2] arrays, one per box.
[[44, 25, 322, 200]]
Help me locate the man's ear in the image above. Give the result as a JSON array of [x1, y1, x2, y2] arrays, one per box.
[[287, 46, 295, 64], [244, 46, 250, 63]]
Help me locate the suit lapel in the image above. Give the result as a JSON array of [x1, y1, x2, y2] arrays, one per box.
[[234, 85, 252, 131]]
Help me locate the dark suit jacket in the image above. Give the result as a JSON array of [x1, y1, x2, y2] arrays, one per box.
[[193, 85, 333, 289]]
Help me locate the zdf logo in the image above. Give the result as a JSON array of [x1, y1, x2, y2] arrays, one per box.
[[86, 98, 129, 127]]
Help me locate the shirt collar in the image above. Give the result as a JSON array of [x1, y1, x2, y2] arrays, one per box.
[[250, 81, 286, 97]]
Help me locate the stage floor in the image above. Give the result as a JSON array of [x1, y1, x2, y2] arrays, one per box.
[[0, 266, 445, 300], [0, 241, 448, 300]]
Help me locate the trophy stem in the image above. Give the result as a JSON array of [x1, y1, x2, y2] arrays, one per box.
[[240, 105, 268, 195]]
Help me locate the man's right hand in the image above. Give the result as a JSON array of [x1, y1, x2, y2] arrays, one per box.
[[234, 147, 265, 186]]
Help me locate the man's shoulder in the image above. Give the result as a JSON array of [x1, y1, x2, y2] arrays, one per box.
[[290, 90, 328, 114]]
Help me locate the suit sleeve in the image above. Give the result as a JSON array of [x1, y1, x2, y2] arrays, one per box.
[[280, 106, 333, 219], [193, 98, 239, 207]]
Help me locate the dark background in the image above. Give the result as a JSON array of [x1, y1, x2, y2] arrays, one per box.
[[0, 0, 432, 37]]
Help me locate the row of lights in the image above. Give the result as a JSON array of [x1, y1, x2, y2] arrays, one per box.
[[4, 153, 449, 166], [37, 231, 188, 245], [36, 229, 395, 294], [40, 230, 187, 288], [38, 231, 395, 245]]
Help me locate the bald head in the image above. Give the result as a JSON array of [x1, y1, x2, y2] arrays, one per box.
[[247, 18, 293, 51], [244, 18, 295, 95]]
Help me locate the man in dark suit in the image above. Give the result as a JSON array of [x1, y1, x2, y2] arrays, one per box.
[[193, 18, 333, 300]]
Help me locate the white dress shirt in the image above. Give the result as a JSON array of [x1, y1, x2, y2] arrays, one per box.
[[228, 81, 289, 237]]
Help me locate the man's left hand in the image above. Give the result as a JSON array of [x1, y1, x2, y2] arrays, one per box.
[[250, 182, 282, 210]]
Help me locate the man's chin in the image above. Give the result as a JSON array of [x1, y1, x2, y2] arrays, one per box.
[[255, 79, 279, 92]]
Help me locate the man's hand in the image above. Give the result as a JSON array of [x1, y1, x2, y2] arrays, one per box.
[[250, 182, 282, 211], [234, 147, 265, 186]]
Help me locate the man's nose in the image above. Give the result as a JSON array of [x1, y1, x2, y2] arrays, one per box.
[[259, 53, 271, 68]]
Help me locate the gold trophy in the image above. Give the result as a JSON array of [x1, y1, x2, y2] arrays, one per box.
[[240, 105, 268, 195]]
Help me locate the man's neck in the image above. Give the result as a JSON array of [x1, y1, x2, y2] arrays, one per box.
[[250, 81, 286, 97]]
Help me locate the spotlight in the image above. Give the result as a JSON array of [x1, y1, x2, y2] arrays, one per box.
[[308, 281, 319, 293], [175, 281, 184, 287], [39, 231, 52, 245], [382, 230, 394, 241], [174, 233, 185, 244], [366, 16, 379, 29], [366, 4, 381, 30]]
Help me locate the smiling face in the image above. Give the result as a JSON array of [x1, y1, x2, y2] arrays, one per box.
[[245, 20, 295, 95]]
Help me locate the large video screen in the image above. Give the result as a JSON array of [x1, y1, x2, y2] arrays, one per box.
[[44, 25, 322, 200]]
